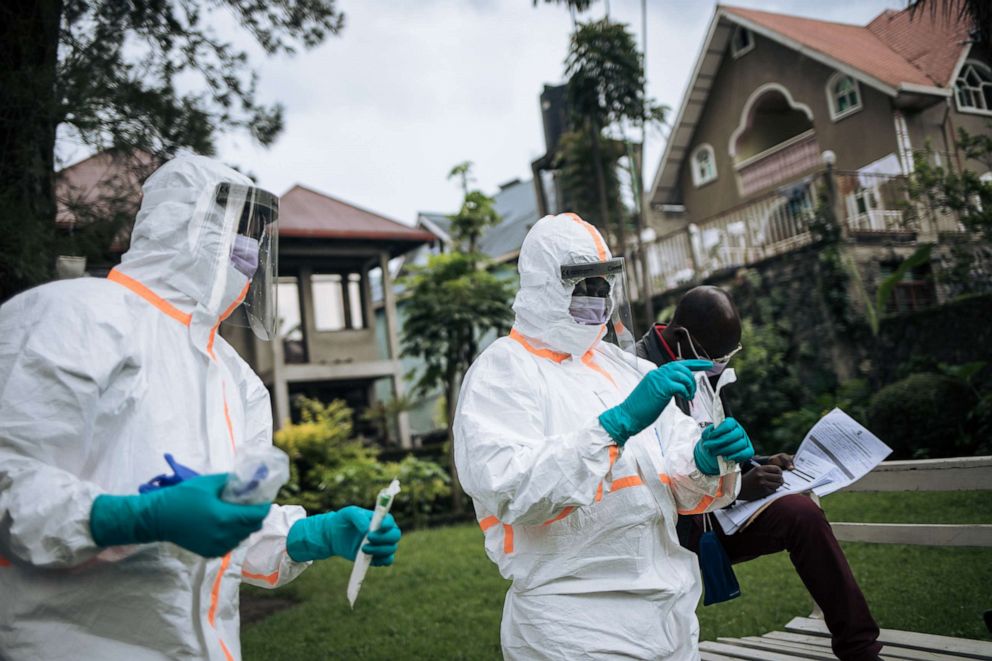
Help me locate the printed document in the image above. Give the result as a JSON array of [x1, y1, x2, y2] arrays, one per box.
[[714, 408, 891, 534]]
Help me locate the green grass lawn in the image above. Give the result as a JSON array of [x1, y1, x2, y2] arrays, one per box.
[[242, 491, 992, 660]]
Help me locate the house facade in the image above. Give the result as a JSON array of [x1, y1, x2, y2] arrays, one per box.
[[221, 185, 435, 447], [644, 4, 990, 308]]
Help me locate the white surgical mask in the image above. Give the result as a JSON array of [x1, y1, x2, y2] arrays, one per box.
[[568, 296, 610, 325]]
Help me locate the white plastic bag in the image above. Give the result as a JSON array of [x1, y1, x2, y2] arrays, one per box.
[[222, 446, 290, 504]]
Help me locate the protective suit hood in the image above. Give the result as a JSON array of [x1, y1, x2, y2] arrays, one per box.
[[115, 153, 254, 331], [512, 213, 612, 357]]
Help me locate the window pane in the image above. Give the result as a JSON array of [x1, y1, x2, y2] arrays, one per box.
[[348, 273, 364, 330], [277, 278, 302, 340], [312, 274, 345, 331]]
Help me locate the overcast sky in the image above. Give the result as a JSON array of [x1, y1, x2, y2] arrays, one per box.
[[68, 0, 907, 225]]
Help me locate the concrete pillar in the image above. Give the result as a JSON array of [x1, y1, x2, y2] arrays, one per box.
[[271, 320, 291, 430], [298, 267, 316, 362], [380, 251, 412, 448]]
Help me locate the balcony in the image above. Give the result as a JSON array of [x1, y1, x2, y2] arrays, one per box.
[[645, 175, 818, 292], [641, 170, 966, 297], [736, 130, 822, 197]]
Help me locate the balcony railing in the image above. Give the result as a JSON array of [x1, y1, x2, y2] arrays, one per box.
[[640, 169, 967, 298], [644, 175, 819, 293], [736, 130, 821, 197]]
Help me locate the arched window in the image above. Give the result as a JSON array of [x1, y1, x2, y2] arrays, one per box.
[[731, 26, 754, 58], [827, 73, 862, 121], [691, 144, 718, 187], [955, 60, 992, 114]]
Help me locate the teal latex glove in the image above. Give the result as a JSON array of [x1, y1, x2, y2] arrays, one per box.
[[599, 359, 713, 446], [90, 473, 271, 557], [693, 417, 755, 476], [286, 506, 401, 566]]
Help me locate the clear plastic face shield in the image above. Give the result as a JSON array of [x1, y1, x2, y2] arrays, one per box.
[[214, 183, 280, 340], [560, 257, 637, 357]]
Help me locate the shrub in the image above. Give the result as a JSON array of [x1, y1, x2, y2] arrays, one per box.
[[866, 373, 976, 458], [274, 397, 451, 528]]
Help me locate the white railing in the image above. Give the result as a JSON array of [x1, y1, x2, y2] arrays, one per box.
[[644, 176, 819, 293], [641, 170, 968, 298]]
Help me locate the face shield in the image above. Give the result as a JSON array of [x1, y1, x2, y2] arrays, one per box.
[[560, 257, 636, 356], [214, 183, 280, 340]]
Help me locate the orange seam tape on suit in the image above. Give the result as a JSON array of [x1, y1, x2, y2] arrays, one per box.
[[510, 329, 569, 362], [208, 281, 251, 359], [208, 553, 232, 627], [479, 516, 499, 532], [563, 213, 607, 261], [107, 270, 192, 326], [502, 524, 514, 554], [543, 506, 577, 526], [581, 351, 617, 387], [241, 569, 280, 587], [610, 475, 644, 492], [221, 382, 236, 454]]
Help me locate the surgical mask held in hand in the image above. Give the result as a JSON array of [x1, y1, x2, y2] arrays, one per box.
[[221, 446, 290, 504], [568, 296, 610, 326], [230, 235, 260, 277]]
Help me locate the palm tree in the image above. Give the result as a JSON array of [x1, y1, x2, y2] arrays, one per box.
[[909, 0, 991, 43]]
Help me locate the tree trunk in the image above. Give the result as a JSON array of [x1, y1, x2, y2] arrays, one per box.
[[0, 0, 62, 301], [587, 119, 616, 255]]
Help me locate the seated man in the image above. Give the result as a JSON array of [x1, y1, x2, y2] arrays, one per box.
[[636, 285, 882, 661]]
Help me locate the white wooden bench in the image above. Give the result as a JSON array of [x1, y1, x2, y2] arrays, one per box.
[[699, 456, 992, 660]]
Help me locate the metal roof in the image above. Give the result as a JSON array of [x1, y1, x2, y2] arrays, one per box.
[[279, 184, 436, 246]]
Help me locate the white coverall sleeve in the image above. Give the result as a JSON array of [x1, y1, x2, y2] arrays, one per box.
[[233, 361, 310, 588], [0, 295, 131, 568], [454, 347, 615, 526], [656, 403, 739, 514]]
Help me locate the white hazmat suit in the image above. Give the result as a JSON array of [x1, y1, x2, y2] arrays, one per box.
[[0, 155, 309, 660], [454, 213, 739, 660]]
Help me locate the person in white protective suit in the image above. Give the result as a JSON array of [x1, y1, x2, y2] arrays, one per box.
[[0, 154, 400, 661], [454, 212, 756, 660]]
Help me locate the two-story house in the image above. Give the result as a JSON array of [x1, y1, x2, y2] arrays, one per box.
[[222, 185, 436, 447], [645, 4, 988, 310]]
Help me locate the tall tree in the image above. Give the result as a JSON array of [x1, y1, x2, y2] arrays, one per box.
[[561, 18, 665, 258], [401, 165, 514, 512], [0, 0, 344, 300]]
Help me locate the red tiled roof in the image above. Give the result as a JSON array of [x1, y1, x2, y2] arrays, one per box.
[[278, 184, 436, 244], [56, 150, 157, 227], [722, 4, 970, 90], [867, 7, 973, 87]]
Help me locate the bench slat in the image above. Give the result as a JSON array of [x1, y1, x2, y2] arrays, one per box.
[[700, 640, 820, 660], [700, 652, 740, 661], [829, 523, 992, 547], [785, 618, 992, 659], [844, 457, 992, 492], [760, 631, 967, 661], [723, 636, 837, 660]]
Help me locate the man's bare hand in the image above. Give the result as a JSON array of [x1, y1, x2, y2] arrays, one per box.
[[765, 453, 794, 470], [738, 464, 785, 501]]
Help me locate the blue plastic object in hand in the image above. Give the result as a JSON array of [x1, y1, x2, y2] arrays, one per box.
[[599, 359, 713, 446], [138, 453, 201, 494], [693, 417, 754, 476], [286, 506, 401, 566], [90, 473, 271, 557]]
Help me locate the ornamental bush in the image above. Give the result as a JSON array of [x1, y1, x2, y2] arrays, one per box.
[[866, 373, 976, 458], [275, 397, 451, 528]]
